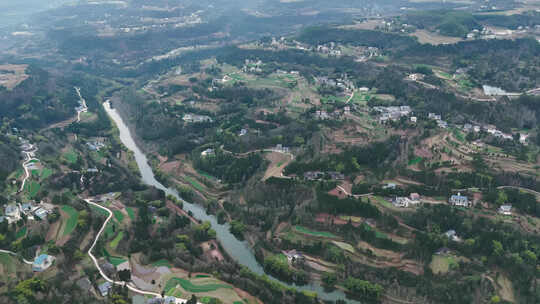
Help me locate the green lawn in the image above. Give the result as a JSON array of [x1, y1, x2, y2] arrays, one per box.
[[126, 207, 135, 221], [16, 226, 27, 239], [295, 226, 337, 238], [452, 128, 465, 142], [164, 277, 231, 294], [25, 181, 41, 198], [408, 156, 423, 166], [109, 231, 124, 249], [184, 176, 205, 192], [0, 253, 16, 273], [63, 150, 78, 164], [195, 274, 211, 278], [152, 259, 172, 268], [40, 168, 53, 179], [61, 205, 79, 236], [109, 256, 127, 266], [113, 210, 124, 223]]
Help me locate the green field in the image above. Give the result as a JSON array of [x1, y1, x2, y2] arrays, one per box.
[[184, 176, 205, 192], [195, 274, 211, 278], [295, 226, 337, 238], [61, 205, 79, 236], [165, 277, 231, 294], [16, 226, 27, 239], [113, 210, 124, 222], [109, 231, 124, 249], [63, 150, 78, 164], [0, 253, 16, 273], [408, 156, 423, 165], [25, 181, 41, 198], [109, 256, 127, 266], [126, 207, 135, 221], [40, 168, 53, 179], [452, 128, 465, 142], [152, 259, 172, 268]]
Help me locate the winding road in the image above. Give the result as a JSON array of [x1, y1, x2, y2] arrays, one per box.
[[83, 199, 164, 298], [0, 249, 33, 264], [18, 145, 39, 193], [75, 87, 88, 123]]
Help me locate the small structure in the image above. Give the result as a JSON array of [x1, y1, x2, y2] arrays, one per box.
[[201, 149, 215, 157], [33, 208, 49, 220], [383, 183, 397, 190], [32, 254, 55, 272], [449, 193, 470, 207], [239, 129, 247, 136], [4, 204, 21, 224], [410, 193, 420, 201], [498, 204, 512, 216], [98, 281, 112, 297], [410, 116, 417, 123], [435, 247, 451, 255], [393, 197, 411, 208], [304, 171, 324, 180], [328, 172, 345, 180], [444, 230, 461, 242], [283, 249, 305, 263]]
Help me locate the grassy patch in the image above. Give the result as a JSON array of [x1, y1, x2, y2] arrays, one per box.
[[126, 207, 135, 221], [332, 241, 355, 253], [152, 259, 172, 268], [295, 225, 337, 238], [63, 150, 78, 164], [408, 156, 423, 166], [40, 168, 53, 179], [0, 253, 16, 273], [452, 128, 465, 142], [109, 256, 127, 266], [25, 181, 41, 198], [430, 255, 458, 274], [61, 205, 79, 236], [16, 226, 27, 239], [195, 274, 211, 278], [164, 277, 231, 293], [109, 231, 124, 249], [184, 176, 205, 192], [113, 210, 124, 223]]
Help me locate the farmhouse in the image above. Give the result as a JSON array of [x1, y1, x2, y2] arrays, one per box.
[[283, 249, 305, 263], [32, 254, 55, 272], [201, 149, 215, 157], [98, 281, 112, 297], [4, 204, 21, 224], [498, 204, 512, 216], [445, 230, 461, 242], [304, 171, 324, 180], [449, 193, 471, 207]]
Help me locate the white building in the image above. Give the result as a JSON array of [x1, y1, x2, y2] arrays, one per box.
[[32, 254, 55, 272], [498, 204, 512, 216], [201, 149, 215, 157], [449, 193, 471, 207]]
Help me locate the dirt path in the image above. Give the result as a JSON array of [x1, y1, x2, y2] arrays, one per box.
[[166, 201, 199, 224]]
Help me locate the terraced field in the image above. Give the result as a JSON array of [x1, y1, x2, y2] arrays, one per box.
[[61, 205, 79, 236]]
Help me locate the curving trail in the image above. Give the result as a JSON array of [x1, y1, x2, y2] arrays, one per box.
[[75, 87, 88, 123], [83, 198, 164, 298], [18, 145, 39, 193], [0, 249, 33, 264]]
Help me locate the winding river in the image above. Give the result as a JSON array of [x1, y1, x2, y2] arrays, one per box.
[[103, 101, 359, 303]]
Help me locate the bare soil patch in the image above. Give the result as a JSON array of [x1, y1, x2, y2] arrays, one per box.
[[0, 64, 28, 89]]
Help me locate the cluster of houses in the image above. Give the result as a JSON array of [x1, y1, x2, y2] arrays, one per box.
[[315, 42, 342, 56], [183, 114, 213, 123], [242, 59, 264, 73], [463, 123, 528, 143], [314, 106, 351, 120], [428, 113, 448, 128], [1, 202, 52, 224], [392, 193, 421, 208], [303, 171, 345, 181], [274, 144, 290, 154], [315, 76, 355, 92], [375, 106, 412, 123]]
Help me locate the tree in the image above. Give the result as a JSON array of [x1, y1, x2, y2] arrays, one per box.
[[187, 294, 198, 304], [118, 269, 131, 282]]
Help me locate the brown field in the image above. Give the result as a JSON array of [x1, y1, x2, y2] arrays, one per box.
[[340, 19, 382, 30], [262, 151, 292, 180], [411, 30, 463, 45], [0, 64, 28, 89]]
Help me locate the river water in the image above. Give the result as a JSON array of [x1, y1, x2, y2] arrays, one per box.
[[103, 101, 358, 303]]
